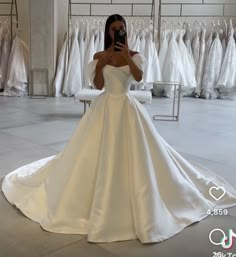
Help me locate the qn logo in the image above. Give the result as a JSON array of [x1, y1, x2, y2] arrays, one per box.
[[209, 229, 236, 250]]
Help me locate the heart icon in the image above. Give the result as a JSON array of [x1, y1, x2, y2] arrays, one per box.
[[209, 186, 226, 201]]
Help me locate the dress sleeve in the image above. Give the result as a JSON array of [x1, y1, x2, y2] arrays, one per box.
[[132, 53, 146, 73], [86, 59, 98, 89]]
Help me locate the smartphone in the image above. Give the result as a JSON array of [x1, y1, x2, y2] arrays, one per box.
[[114, 30, 126, 52]]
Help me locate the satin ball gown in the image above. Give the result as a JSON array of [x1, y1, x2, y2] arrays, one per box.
[[2, 53, 236, 243]]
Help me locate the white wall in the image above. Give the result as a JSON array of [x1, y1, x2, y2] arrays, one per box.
[[55, 0, 68, 56], [17, 0, 30, 46], [55, 0, 236, 52], [29, 0, 55, 96], [159, 0, 236, 31]]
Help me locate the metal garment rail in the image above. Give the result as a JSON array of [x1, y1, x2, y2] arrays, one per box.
[[0, 0, 18, 42], [67, 0, 157, 59], [159, 1, 236, 18]]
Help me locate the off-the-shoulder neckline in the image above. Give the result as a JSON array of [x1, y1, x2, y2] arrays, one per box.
[[93, 53, 141, 68]]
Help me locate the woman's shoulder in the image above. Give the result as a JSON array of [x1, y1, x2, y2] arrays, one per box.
[[130, 50, 139, 57]]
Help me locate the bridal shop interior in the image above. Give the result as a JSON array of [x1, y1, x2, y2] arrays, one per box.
[[0, 0, 236, 256]]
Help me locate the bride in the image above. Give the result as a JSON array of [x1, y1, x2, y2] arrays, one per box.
[[2, 14, 236, 244]]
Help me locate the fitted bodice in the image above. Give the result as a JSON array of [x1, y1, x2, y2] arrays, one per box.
[[88, 53, 145, 96], [102, 65, 132, 95]]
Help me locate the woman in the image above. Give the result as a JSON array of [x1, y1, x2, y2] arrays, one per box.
[[1, 14, 236, 244]]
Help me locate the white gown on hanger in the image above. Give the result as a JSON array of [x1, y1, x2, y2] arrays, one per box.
[[83, 25, 96, 88], [159, 30, 168, 75], [162, 30, 187, 97], [94, 27, 100, 54], [138, 30, 146, 55], [63, 26, 82, 96], [202, 32, 223, 99], [0, 23, 3, 88], [192, 31, 200, 75], [195, 28, 206, 96], [143, 29, 162, 83], [178, 29, 196, 95], [78, 21, 86, 88], [97, 26, 104, 53], [184, 26, 195, 71], [53, 34, 68, 97], [217, 28, 236, 91], [152, 30, 169, 96], [132, 30, 141, 53], [128, 23, 136, 50], [3, 35, 29, 97], [0, 29, 10, 90], [2, 54, 236, 244]]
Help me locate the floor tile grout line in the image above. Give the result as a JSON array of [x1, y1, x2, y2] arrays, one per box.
[[39, 238, 85, 257]]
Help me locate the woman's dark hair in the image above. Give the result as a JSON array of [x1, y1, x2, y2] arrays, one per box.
[[104, 14, 127, 50]]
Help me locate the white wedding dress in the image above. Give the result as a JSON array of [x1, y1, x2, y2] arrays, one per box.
[[2, 54, 236, 244]]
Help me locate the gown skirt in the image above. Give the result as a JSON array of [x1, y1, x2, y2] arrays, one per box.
[[2, 54, 236, 243]]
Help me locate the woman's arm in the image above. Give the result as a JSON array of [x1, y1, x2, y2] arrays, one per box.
[[126, 55, 143, 82], [93, 52, 114, 90], [93, 52, 104, 90]]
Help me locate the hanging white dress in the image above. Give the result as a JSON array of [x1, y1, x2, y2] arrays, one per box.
[[2, 53, 236, 244], [0, 23, 3, 88], [132, 30, 141, 53], [178, 29, 196, 95], [128, 23, 136, 50], [94, 27, 100, 54], [63, 26, 82, 96], [192, 31, 200, 75], [143, 29, 162, 83], [202, 32, 223, 99], [221, 36, 226, 60], [97, 26, 104, 52], [3, 35, 29, 97], [152, 30, 169, 96], [158, 30, 168, 74], [162, 30, 187, 97], [184, 26, 195, 70], [195, 28, 206, 96], [143, 29, 162, 95], [83, 25, 96, 88], [78, 21, 86, 88], [217, 28, 236, 91], [0, 29, 11, 90], [201, 31, 213, 96], [138, 30, 146, 55], [53, 34, 68, 97]]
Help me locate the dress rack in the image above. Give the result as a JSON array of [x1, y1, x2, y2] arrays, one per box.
[[67, 0, 158, 57], [0, 0, 18, 42]]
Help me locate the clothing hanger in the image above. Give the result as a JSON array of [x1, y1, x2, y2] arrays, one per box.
[[216, 19, 223, 35], [223, 19, 228, 39], [211, 20, 216, 34], [193, 19, 201, 35]]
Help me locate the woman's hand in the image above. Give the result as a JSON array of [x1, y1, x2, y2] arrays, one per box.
[[96, 52, 115, 69]]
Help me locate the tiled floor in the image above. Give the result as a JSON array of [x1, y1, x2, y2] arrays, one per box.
[[0, 95, 236, 257]]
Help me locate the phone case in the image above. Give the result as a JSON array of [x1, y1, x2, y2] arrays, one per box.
[[114, 30, 126, 51]]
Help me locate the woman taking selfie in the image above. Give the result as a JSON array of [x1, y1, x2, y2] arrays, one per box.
[[2, 14, 236, 244]]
